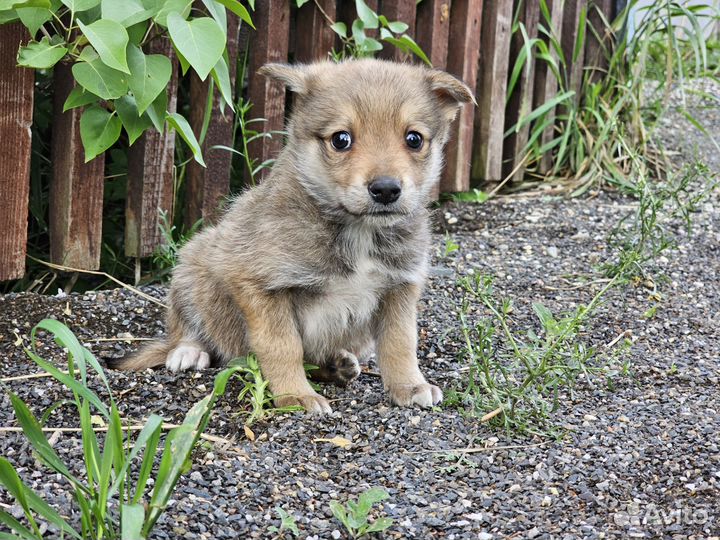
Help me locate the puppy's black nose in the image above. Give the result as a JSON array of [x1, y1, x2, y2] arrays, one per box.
[[368, 176, 401, 205]]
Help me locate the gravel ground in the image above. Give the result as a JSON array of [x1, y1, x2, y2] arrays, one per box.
[[1, 93, 719, 539]]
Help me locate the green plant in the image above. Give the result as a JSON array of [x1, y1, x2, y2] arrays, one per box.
[[0, 0, 254, 164], [447, 273, 627, 437], [507, 0, 719, 190], [0, 319, 240, 539], [228, 355, 302, 426], [150, 209, 203, 280], [329, 488, 393, 539], [443, 233, 459, 257], [268, 507, 300, 538], [301, 0, 430, 64], [603, 160, 717, 279]]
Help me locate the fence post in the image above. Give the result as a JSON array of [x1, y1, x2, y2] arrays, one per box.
[[503, 0, 540, 183], [0, 23, 33, 281], [440, 0, 483, 193], [562, 0, 588, 102], [247, 0, 290, 182], [532, 0, 564, 175], [49, 63, 105, 270], [125, 35, 179, 259], [586, 0, 614, 83], [184, 14, 242, 229], [295, 0, 335, 62], [472, 0, 514, 183], [415, 0, 451, 69]]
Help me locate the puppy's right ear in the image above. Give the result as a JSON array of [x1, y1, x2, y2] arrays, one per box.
[[258, 63, 309, 94]]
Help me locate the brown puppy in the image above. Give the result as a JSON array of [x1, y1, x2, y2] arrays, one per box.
[[112, 59, 474, 413]]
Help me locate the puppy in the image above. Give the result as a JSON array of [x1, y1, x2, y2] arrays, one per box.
[[112, 59, 474, 413]]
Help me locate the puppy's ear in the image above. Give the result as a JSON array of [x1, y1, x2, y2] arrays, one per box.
[[258, 63, 309, 93], [426, 70, 476, 121]]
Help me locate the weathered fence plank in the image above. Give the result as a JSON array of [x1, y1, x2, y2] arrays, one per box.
[[379, 0, 417, 61], [125, 36, 179, 258], [472, 0, 514, 182], [440, 0, 483, 193], [50, 63, 105, 270], [586, 0, 614, 83], [532, 0, 564, 174], [295, 0, 335, 62], [503, 0, 540, 183], [562, 0, 588, 100], [0, 23, 33, 281], [415, 0, 452, 69], [247, 0, 290, 182], [184, 14, 241, 229]]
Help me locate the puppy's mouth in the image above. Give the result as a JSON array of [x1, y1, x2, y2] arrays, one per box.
[[340, 204, 408, 218]]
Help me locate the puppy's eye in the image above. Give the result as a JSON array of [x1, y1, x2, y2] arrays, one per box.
[[405, 131, 423, 150], [330, 131, 352, 151]]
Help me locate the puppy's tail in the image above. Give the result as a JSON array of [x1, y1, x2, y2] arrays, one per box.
[[106, 340, 171, 371]]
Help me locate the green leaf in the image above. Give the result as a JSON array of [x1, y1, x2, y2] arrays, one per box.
[[115, 95, 152, 144], [144, 87, 167, 132], [166, 112, 205, 166], [72, 52, 129, 99], [199, 0, 226, 36], [295, 0, 309, 6], [214, 0, 254, 28], [386, 20, 408, 33], [79, 106, 122, 161], [211, 55, 234, 113], [59, 0, 99, 11], [355, 0, 378, 28], [153, 0, 191, 27], [16, 6, 52, 37], [330, 21, 346, 38], [0, 0, 49, 7], [0, 459, 35, 533], [532, 303, 557, 333], [77, 18, 130, 73], [351, 19, 365, 45], [121, 504, 146, 540], [167, 13, 225, 81], [8, 393, 83, 485], [63, 85, 100, 111], [0, 510, 37, 540], [16, 37, 67, 69], [329, 501, 348, 528], [101, 0, 153, 27], [0, 11, 19, 24], [383, 34, 431, 65], [365, 517, 393, 533], [361, 37, 382, 52], [126, 44, 172, 114], [145, 392, 216, 533]]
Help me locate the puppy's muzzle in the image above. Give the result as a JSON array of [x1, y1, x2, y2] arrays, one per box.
[[368, 176, 401, 205]]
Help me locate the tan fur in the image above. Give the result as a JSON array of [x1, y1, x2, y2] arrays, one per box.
[[110, 59, 473, 413]]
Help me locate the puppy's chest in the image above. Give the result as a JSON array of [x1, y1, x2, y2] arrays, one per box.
[[297, 256, 389, 341]]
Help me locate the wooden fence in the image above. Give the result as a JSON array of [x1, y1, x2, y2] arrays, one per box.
[[0, 0, 618, 282]]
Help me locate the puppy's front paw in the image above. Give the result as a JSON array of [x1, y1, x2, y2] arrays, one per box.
[[388, 383, 443, 408], [166, 343, 210, 372], [276, 393, 333, 415]]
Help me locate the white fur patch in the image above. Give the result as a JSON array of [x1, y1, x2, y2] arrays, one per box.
[[166, 344, 210, 372], [299, 224, 382, 357]]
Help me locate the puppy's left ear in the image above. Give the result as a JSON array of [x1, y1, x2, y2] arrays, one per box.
[[258, 63, 310, 94], [426, 70, 476, 121]]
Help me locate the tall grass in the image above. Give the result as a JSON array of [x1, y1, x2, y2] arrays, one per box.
[[0, 320, 240, 539], [507, 0, 719, 192]]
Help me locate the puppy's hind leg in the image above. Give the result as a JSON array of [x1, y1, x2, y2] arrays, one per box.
[[308, 349, 361, 387], [165, 339, 211, 372]]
